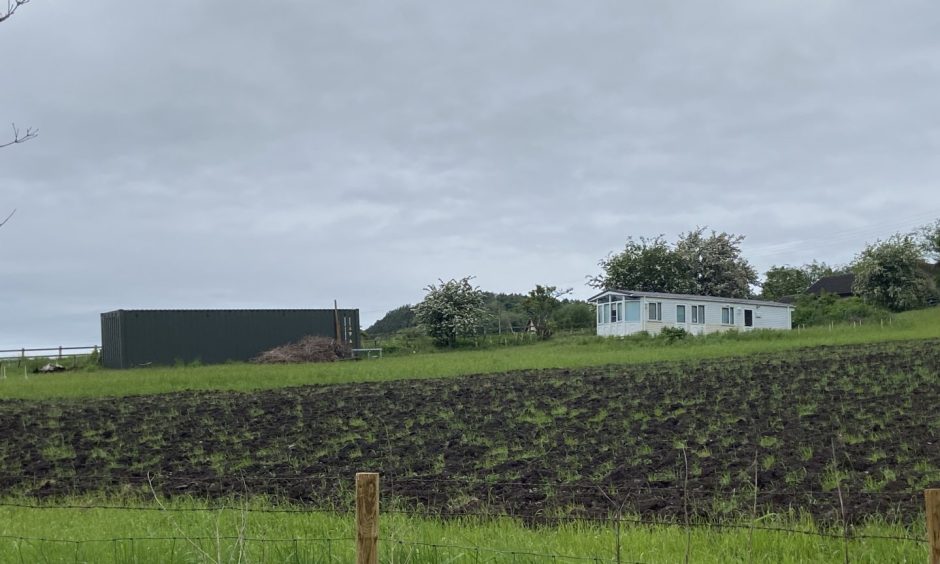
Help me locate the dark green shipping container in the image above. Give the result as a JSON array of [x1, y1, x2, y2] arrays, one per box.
[[100, 309, 360, 369]]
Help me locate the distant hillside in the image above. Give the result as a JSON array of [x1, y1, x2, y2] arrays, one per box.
[[365, 305, 416, 335]]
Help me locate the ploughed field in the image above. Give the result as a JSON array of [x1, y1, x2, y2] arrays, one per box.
[[1, 340, 938, 525]]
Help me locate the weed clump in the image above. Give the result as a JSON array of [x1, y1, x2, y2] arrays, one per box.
[[658, 326, 689, 344]]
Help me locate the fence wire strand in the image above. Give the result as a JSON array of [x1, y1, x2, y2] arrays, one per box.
[[0, 496, 927, 545], [0, 470, 931, 497], [0, 534, 353, 545]]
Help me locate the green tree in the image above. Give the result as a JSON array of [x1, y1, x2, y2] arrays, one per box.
[[521, 285, 569, 340], [588, 235, 691, 293], [761, 266, 811, 301], [675, 228, 757, 298], [920, 219, 940, 264], [801, 260, 850, 284], [919, 219, 940, 290], [590, 229, 757, 298], [551, 300, 596, 331], [761, 262, 854, 301], [413, 276, 488, 347], [483, 292, 528, 334], [852, 234, 936, 311]]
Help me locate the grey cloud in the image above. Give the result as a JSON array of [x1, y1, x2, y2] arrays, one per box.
[[2, 1, 940, 346]]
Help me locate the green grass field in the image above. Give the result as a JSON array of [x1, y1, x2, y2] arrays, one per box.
[[1, 307, 938, 400], [0, 496, 928, 563]]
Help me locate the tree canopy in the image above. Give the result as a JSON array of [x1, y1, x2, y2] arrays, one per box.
[[412, 277, 489, 347], [675, 228, 757, 298], [920, 219, 940, 264], [590, 228, 757, 298], [551, 300, 595, 331], [760, 266, 812, 301], [801, 261, 851, 285], [589, 236, 691, 294], [521, 285, 569, 340], [852, 234, 936, 312], [759, 261, 850, 301]]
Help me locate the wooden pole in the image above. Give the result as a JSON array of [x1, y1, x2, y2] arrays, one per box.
[[356, 472, 379, 564], [334, 300, 342, 343], [927, 489, 940, 564]]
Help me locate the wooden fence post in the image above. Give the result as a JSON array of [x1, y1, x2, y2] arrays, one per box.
[[356, 472, 379, 564], [927, 489, 940, 564]]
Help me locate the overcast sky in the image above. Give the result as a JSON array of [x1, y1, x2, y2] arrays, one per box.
[[2, 1, 939, 348]]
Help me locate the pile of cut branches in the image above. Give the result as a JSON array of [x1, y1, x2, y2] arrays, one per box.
[[252, 336, 351, 364]]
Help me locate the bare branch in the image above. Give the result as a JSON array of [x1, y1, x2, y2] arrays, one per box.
[[0, 0, 30, 24], [0, 209, 15, 228], [2, 2, 34, 231], [0, 123, 38, 148]]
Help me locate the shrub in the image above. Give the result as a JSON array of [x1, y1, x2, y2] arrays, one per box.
[[853, 234, 937, 311], [413, 277, 488, 347], [658, 326, 690, 344], [552, 301, 596, 331], [791, 294, 889, 327]]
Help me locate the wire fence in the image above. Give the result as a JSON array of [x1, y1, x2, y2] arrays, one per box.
[[0, 502, 925, 546], [0, 345, 99, 363], [0, 473, 934, 563]]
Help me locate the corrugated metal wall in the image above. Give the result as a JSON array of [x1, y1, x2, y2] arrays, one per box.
[[100, 311, 125, 369], [100, 309, 360, 369]]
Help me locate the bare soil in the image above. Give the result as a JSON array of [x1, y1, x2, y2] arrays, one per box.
[[0, 340, 937, 524]]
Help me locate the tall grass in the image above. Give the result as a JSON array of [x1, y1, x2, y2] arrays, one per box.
[[0, 496, 927, 563], [1, 308, 938, 400]]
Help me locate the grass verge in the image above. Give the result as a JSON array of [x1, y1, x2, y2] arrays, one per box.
[[0, 496, 927, 563]]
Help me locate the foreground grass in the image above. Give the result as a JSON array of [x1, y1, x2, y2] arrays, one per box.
[[0, 497, 927, 563], [1, 308, 938, 400]]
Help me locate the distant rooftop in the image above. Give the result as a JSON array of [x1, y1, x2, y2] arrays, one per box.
[[806, 274, 856, 297]]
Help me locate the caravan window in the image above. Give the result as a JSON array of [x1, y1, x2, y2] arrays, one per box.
[[721, 306, 735, 325], [625, 301, 640, 322]]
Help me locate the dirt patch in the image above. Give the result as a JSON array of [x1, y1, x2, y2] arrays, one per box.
[[252, 336, 351, 363]]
